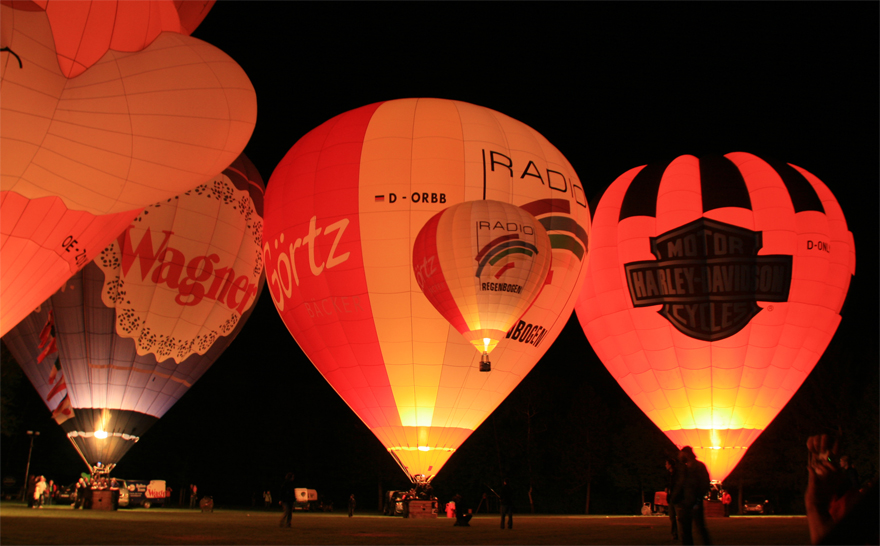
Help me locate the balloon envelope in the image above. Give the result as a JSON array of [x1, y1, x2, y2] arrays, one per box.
[[576, 152, 854, 482], [264, 98, 591, 481], [0, 193, 140, 337], [2, 155, 265, 470], [413, 199, 552, 355], [32, 0, 216, 78], [1, 3, 256, 215]]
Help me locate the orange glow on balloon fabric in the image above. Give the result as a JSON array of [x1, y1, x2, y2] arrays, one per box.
[[264, 98, 591, 482], [412, 200, 552, 356], [1, 3, 256, 215], [2, 0, 215, 78], [575, 152, 854, 482], [0, 191, 141, 337]]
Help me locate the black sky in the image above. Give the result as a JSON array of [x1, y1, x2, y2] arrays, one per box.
[[3, 1, 877, 510]]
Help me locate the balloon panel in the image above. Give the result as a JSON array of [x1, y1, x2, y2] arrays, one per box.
[[576, 153, 854, 481], [2, 155, 266, 469], [0, 191, 140, 337], [413, 199, 552, 354], [38, 0, 215, 77], [1, 4, 256, 215], [264, 98, 591, 480]]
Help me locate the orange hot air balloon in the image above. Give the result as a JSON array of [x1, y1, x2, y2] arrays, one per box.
[[1, 3, 256, 216], [412, 200, 552, 370], [0, 194, 141, 337], [576, 152, 855, 483], [263, 98, 591, 482], [2, 155, 265, 472], [0, 2, 254, 334], [18, 0, 215, 78]]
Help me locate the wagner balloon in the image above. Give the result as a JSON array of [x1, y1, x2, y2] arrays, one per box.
[[2, 155, 265, 471]]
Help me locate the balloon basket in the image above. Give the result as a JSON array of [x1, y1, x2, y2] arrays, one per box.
[[479, 353, 491, 372]]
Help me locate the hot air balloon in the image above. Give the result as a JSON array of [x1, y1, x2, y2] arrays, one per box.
[[1, 3, 257, 215], [575, 152, 855, 483], [2, 156, 265, 473], [0, 2, 255, 335], [412, 200, 552, 371], [14, 0, 216, 78], [0, 196, 142, 337], [263, 98, 591, 482]]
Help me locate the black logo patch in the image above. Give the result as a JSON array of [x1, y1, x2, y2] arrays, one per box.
[[624, 218, 792, 341]]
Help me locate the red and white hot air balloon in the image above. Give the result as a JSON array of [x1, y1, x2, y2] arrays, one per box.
[[412, 199, 552, 370], [264, 98, 591, 482], [2, 155, 265, 472], [576, 152, 855, 483], [0, 2, 256, 335]]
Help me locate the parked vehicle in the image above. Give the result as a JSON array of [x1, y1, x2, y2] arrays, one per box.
[[292, 488, 318, 511], [53, 483, 77, 505], [118, 480, 167, 508], [743, 495, 773, 515]]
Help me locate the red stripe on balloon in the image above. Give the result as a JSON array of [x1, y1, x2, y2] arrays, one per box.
[[519, 198, 571, 217], [269, 102, 401, 428], [494, 262, 515, 279], [413, 210, 470, 335]]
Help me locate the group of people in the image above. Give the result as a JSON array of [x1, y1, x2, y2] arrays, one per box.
[[664, 446, 711, 545], [663, 439, 873, 546], [26, 475, 53, 509]]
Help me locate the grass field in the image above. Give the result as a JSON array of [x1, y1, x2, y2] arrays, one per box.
[[0, 502, 812, 545]]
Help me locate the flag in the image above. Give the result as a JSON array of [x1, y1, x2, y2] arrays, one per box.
[[46, 373, 67, 401], [48, 361, 60, 384], [36, 337, 57, 363], [51, 395, 74, 425], [38, 311, 54, 347]]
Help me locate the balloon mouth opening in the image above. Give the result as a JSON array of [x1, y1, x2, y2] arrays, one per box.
[[482, 337, 491, 352], [94, 430, 108, 440]]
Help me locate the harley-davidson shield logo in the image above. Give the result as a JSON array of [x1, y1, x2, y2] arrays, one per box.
[[624, 218, 792, 341]]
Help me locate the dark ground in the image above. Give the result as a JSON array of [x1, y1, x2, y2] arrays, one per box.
[[0, 501, 811, 545]]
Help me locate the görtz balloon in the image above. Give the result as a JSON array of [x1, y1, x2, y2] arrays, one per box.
[[2, 155, 265, 472], [576, 152, 855, 482], [264, 98, 591, 482]]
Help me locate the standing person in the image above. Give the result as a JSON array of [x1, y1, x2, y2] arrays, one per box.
[[665, 457, 680, 540], [73, 478, 86, 509], [348, 494, 356, 517], [264, 489, 273, 508], [190, 484, 198, 508], [25, 475, 36, 508], [278, 473, 295, 528], [499, 479, 514, 529], [673, 446, 712, 545], [721, 490, 732, 517], [33, 476, 47, 509]]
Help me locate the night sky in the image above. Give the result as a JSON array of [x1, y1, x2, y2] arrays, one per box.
[[2, 2, 877, 513]]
